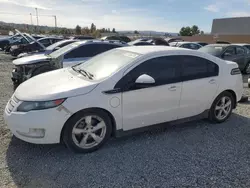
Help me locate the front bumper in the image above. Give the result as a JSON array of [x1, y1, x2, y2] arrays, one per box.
[[4, 98, 71, 144]]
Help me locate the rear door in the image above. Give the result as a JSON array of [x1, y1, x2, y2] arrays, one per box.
[[178, 55, 219, 119]]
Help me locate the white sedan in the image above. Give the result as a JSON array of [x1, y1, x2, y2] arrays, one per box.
[[4, 46, 243, 153]]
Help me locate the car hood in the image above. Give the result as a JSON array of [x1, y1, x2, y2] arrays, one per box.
[[13, 54, 51, 65], [15, 68, 98, 101]]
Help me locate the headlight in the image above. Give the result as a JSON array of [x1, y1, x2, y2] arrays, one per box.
[[17, 99, 66, 112]]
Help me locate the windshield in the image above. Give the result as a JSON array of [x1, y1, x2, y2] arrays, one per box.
[[75, 49, 141, 80], [49, 42, 81, 58], [198, 46, 224, 56]]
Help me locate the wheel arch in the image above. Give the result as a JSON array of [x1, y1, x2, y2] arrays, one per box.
[[215, 89, 237, 109], [60, 107, 117, 143]]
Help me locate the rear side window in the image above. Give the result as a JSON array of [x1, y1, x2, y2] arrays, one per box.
[[180, 55, 219, 81]]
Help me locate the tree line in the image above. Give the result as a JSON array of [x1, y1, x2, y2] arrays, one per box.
[[179, 25, 204, 36], [74, 23, 116, 38]]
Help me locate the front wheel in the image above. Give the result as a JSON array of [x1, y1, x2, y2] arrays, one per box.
[[209, 92, 234, 123], [62, 110, 112, 153]]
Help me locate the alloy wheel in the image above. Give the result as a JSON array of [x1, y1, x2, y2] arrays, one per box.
[[72, 115, 107, 149], [214, 96, 232, 120]]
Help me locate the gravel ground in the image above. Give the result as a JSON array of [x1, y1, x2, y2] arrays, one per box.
[[0, 51, 250, 188]]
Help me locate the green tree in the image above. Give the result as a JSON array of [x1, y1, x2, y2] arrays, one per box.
[[200, 30, 204, 35], [112, 28, 116, 33], [82, 27, 90, 35], [90, 23, 96, 33], [134, 30, 139, 34], [75, 25, 81, 35], [179, 26, 192, 36], [191, 25, 200, 35]]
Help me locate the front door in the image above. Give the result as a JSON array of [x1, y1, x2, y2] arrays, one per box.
[[117, 56, 182, 131]]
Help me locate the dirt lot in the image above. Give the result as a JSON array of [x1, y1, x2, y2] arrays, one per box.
[[0, 51, 250, 188]]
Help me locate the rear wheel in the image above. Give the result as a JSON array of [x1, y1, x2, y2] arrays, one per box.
[[209, 92, 234, 123], [63, 110, 112, 153]]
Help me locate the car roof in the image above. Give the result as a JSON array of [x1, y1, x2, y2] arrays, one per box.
[[118, 46, 190, 54], [233, 43, 250, 46], [73, 40, 127, 46], [206, 44, 231, 47]]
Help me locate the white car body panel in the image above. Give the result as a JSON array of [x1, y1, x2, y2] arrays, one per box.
[[13, 54, 50, 65], [4, 46, 243, 144], [15, 68, 98, 101]]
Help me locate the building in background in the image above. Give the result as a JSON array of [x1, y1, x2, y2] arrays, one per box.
[[211, 17, 250, 35]]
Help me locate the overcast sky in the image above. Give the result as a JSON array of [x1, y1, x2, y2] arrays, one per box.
[[0, 0, 250, 32]]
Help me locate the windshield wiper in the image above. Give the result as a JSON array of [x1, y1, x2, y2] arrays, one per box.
[[72, 67, 93, 80]]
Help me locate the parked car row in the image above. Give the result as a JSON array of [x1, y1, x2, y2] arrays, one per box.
[[2, 34, 245, 153]]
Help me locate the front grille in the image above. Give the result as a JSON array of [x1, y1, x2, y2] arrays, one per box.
[[6, 95, 19, 113]]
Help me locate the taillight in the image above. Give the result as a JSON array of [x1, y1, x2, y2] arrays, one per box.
[[231, 68, 241, 75]]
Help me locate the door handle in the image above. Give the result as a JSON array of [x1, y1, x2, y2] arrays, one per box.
[[168, 86, 177, 91], [209, 79, 216, 84]]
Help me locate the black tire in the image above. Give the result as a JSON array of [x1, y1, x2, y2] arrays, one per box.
[[208, 91, 235, 123], [32, 66, 54, 77], [239, 95, 249, 103], [62, 109, 112, 153]]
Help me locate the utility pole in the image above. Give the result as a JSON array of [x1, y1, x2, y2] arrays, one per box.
[[35, 8, 39, 26], [30, 13, 33, 25], [54, 15, 57, 28]]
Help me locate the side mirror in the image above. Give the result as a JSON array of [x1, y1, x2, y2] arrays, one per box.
[[135, 74, 155, 85]]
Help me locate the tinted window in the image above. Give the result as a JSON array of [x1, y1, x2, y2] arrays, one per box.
[[199, 46, 224, 56], [65, 44, 121, 59], [181, 44, 191, 49], [190, 43, 201, 50], [134, 42, 153, 46], [181, 55, 219, 81], [115, 56, 181, 91], [236, 46, 245, 55], [224, 47, 236, 55], [244, 45, 250, 50]]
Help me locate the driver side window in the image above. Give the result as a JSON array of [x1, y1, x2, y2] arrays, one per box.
[[224, 47, 236, 56], [115, 56, 181, 91]]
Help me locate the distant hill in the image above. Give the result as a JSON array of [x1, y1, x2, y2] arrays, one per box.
[[118, 30, 179, 36], [0, 21, 72, 35]]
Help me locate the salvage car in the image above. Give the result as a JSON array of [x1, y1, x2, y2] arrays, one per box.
[[170, 42, 202, 50], [11, 40, 127, 87], [10, 37, 63, 57], [17, 39, 78, 58], [0, 34, 23, 50], [4, 33, 34, 52], [199, 44, 250, 73], [4, 46, 243, 153], [234, 43, 250, 51]]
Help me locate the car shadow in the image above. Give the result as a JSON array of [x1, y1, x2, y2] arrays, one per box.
[[5, 113, 250, 187]]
